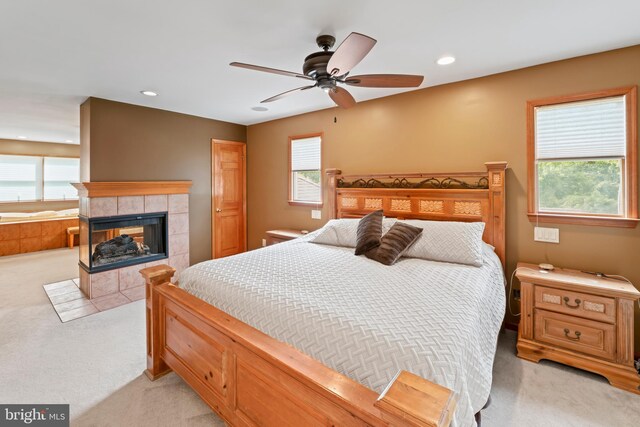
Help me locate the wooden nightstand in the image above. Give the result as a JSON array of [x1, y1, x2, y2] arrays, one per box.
[[265, 229, 306, 246], [516, 262, 640, 394]]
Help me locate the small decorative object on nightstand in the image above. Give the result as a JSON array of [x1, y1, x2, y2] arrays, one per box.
[[265, 229, 306, 246], [516, 262, 640, 394]]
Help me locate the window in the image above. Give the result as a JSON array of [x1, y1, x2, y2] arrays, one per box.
[[0, 155, 79, 202], [289, 134, 322, 205], [44, 157, 80, 200], [527, 87, 638, 227]]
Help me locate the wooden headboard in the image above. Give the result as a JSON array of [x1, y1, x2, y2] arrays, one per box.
[[326, 162, 508, 267]]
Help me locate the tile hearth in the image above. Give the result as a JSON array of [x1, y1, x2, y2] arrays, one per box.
[[43, 277, 145, 322]]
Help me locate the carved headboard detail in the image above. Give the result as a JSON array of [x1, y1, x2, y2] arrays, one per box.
[[326, 162, 508, 267]]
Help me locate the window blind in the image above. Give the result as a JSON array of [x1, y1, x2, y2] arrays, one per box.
[[44, 157, 80, 200], [0, 155, 41, 202], [535, 95, 626, 160], [291, 136, 321, 171]]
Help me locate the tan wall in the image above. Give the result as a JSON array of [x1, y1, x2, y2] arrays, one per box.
[[0, 138, 80, 212], [80, 99, 91, 181], [0, 138, 80, 157], [86, 98, 246, 264], [247, 45, 640, 351]]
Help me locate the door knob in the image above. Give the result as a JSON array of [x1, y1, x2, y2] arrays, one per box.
[[216, 208, 222, 213]]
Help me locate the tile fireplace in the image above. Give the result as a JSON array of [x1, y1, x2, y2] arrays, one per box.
[[73, 181, 191, 302]]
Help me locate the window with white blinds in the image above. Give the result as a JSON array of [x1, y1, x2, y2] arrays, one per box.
[[528, 87, 637, 224], [289, 135, 322, 204], [0, 155, 41, 202], [535, 96, 626, 160], [44, 157, 80, 200], [0, 154, 79, 202]]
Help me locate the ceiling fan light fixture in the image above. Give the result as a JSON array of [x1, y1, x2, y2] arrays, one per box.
[[436, 56, 456, 65], [140, 90, 158, 97], [231, 32, 424, 107]]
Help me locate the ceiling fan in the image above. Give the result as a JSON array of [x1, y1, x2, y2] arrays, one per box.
[[230, 32, 424, 108]]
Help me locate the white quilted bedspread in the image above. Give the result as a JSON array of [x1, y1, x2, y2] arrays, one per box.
[[179, 234, 505, 427]]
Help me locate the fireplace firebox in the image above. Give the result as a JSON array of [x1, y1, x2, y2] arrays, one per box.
[[79, 212, 168, 273]]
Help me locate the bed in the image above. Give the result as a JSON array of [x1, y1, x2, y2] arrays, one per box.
[[140, 162, 507, 427]]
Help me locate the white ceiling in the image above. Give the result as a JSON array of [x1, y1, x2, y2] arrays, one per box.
[[1, 0, 640, 145]]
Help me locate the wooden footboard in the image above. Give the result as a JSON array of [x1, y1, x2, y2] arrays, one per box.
[[141, 265, 457, 427]]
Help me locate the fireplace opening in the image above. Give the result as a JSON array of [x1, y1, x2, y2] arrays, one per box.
[[79, 212, 168, 273]]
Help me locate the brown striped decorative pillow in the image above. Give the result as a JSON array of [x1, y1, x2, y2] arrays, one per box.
[[365, 222, 423, 266], [354, 210, 383, 255]]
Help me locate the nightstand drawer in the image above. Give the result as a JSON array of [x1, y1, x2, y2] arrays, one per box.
[[534, 309, 615, 361], [265, 229, 305, 246], [534, 285, 616, 324], [266, 236, 289, 245]]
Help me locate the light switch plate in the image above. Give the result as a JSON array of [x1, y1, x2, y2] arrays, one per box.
[[534, 226, 559, 243], [311, 209, 322, 220], [261, 238, 266, 247]]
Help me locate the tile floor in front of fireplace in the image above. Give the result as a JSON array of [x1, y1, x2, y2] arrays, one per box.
[[43, 278, 145, 322]]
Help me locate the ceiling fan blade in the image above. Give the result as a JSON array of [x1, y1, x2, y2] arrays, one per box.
[[230, 62, 313, 81], [326, 32, 376, 76], [344, 74, 424, 88], [261, 85, 316, 103], [329, 87, 356, 108]]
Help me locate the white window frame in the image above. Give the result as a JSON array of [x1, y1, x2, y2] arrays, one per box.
[[288, 133, 323, 206], [527, 86, 638, 228], [0, 154, 80, 202]]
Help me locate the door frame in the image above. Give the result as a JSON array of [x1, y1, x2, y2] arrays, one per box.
[[211, 139, 247, 259]]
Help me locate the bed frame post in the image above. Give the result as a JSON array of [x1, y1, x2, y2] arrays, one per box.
[[485, 162, 507, 268], [326, 168, 342, 220], [375, 370, 457, 427], [140, 264, 175, 381]]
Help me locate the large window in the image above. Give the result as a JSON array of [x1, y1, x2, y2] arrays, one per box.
[[43, 157, 80, 200], [289, 134, 322, 205], [0, 155, 41, 202], [0, 155, 79, 202], [527, 87, 638, 227]]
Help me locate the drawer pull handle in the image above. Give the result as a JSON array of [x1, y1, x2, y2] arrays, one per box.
[[563, 328, 581, 341], [563, 296, 581, 308]]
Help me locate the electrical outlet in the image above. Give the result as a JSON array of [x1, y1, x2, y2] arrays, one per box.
[[512, 289, 521, 301], [261, 238, 266, 247], [534, 226, 559, 243], [311, 209, 322, 220]]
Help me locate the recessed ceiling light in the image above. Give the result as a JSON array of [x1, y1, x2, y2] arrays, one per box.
[[17, 135, 27, 139], [251, 106, 268, 112], [140, 90, 158, 97], [436, 56, 456, 66]]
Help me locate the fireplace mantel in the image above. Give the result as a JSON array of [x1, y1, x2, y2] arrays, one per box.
[[72, 181, 192, 198]]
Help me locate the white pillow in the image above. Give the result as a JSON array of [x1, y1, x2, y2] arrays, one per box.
[[401, 220, 486, 267], [311, 218, 396, 248]]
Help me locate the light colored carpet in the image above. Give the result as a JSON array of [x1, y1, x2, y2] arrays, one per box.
[[0, 249, 638, 427], [485, 330, 639, 426], [0, 249, 223, 427]]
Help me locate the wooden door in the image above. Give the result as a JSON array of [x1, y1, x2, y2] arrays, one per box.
[[212, 140, 246, 258]]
